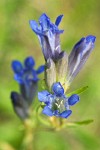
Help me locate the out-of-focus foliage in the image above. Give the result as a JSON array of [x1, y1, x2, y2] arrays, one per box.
[[0, 0, 100, 150]]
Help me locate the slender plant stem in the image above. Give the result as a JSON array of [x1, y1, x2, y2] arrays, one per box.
[[21, 119, 37, 150]]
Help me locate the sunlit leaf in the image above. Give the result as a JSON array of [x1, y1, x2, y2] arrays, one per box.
[[67, 86, 88, 97]]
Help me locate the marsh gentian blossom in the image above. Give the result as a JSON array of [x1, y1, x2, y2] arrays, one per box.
[[30, 13, 64, 61], [67, 35, 96, 85], [38, 82, 79, 118], [12, 56, 45, 84], [11, 56, 45, 119], [30, 14, 96, 92]]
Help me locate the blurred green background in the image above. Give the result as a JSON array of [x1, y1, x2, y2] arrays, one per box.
[[0, 0, 100, 150]]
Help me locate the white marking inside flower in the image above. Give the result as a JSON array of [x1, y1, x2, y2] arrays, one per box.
[[55, 45, 60, 51], [71, 54, 81, 76]]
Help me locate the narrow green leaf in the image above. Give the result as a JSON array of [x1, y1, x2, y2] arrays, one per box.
[[67, 86, 88, 97], [64, 119, 93, 128], [74, 119, 94, 125], [61, 119, 94, 129]]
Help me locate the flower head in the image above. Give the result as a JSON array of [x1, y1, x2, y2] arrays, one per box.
[[11, 56, 45, 119], [30, 13, 64, 61], [30, 14, 96, 91], [12, 56, 45, 84], [38, 82, 79, 118]]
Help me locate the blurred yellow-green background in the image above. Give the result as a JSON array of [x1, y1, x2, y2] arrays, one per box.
[[0, 0, 100, 150]]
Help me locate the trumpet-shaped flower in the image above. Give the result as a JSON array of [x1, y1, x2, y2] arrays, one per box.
[[12, 56, 45, 84], [30, 13, 64, 61], [38, 82, 79, 118], [11, 57, 45, 119]]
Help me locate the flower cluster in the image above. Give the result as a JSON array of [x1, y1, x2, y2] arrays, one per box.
[[11, 57, 44, 119], [11, 13, 96, 120], [29, 13, 96, 118]]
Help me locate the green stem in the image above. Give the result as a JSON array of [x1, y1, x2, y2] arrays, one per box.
[[21, 119, 37, 150]]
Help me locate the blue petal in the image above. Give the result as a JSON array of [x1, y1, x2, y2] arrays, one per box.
[[55, 15, 63, 26], [14, 74, 23, 84], [32, 70, 39, 82], [38, 91, 50, 102], [12, 60, 23, 74], [29, 20, 42, 35], [52, 82, 64, 97], [60, 110, 72, 118], [39, 13, 50, 31], [36, 65, 45, 74], [42, 106, 53, 116], [86, 35, 96, 43], [24, 57, 35, 69], [68, 94, 79, 106]]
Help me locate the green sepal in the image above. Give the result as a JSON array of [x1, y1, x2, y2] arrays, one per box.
[[73, 119, 93, 125], [67, 86, 88, 97], [45, 58, 56, 91]]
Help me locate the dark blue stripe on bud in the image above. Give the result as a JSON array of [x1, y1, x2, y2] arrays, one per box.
[[86, 35, 96, 43]]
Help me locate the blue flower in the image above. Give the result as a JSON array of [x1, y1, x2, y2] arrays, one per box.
[[30, 14, 96, 91], [30, 13, 64, 61], [38, 82, 79, 118], [11, 56, 45, 107], [12, 56, 45, 84], [67, 35, 96, 84]]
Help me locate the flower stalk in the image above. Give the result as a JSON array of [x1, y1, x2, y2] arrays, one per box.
[[21, 119, 37, 150]]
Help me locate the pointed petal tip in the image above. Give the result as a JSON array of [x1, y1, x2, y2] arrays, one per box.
[[41, 13, 48, 17], [86, 35, 96, 43], [55, 14, 64, 26], [39, 13, 49, 23], [29, 20, 35, 26]]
